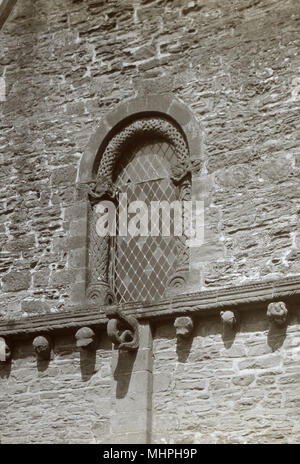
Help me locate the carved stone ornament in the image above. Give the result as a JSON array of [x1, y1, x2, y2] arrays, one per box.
[[174, 316, 194, 338], [75, 327, 96, 350], [105, 308, 139, 351], [220, 310, 236, 328], [87, 116, 196, 303], [87, 180, 119, 206], [32, 336, 52, 360], [170, 158, 202, 184], [267, 302, 288, 326], [0, 336, 11, 362]]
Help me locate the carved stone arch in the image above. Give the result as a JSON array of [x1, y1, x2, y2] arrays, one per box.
[[78, 95, 201, 185], [77, 95, 201, 305], [0, 0, 17, 30], [94, 114, 190, 184]]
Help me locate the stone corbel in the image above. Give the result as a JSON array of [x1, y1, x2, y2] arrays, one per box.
[[75, 327, 96, 351], [267, 302, 288, 326], [0, 336, 11, 363], [174, 316, 194, 338], [220, 310, 237, 329], [32, 335, 52, 361], [105, 308, 139, 351], [87, 179, 119, 206], [220, 311, 237, 343]]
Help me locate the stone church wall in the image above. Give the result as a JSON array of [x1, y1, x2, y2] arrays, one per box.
[[0, 0, 299, 444]]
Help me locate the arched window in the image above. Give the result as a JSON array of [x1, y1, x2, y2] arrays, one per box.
[[86, 114, 195, 305], [111, 134, 179, 303]]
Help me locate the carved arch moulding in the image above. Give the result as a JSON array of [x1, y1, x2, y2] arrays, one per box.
[[0, 0, 17, 30], [77, 95, 202, 306]]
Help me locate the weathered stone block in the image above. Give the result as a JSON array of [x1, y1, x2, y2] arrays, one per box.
[[21, 299, 50, 314], [64, 202, 88, 221], [50, 270, 76, 286], [2, 271, 31, 292], [69, 219, 87, 237], [32, 269, 50, 287], [238, 355, 282, 371], [232, 374, 255, 387], [110, 409, 149, 435], [51, 166, 77, 186], [152, 372, 172, 393], [5, 234, 36, 252]]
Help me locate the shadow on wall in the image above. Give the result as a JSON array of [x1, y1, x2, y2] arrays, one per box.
[[174, 315, 237, 361], [0, 341, 34, 378], [0, 358, 11, 378], [154, 304, 298, 367], [79, 333, 112, 381], [267, 323, 287, 351], [176, 336, 193, 363], [36, 357, 50, 373], [113, 350, 137, 399], [80, 349, 97, 381], [221, 324, 237, 350]]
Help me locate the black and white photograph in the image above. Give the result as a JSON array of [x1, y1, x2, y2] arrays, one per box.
[[0, 0, 299, 446]]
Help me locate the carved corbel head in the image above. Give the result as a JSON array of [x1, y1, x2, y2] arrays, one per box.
[[174, 316, 194, 338], [220, 311, 236, 329], [32, 336, 52, 360], [87, 179, 119, 206], [0, 337, 11, 363], [105, 308, 139, 351], [267, 302, 288, 326], [75, 327, 96, 351]]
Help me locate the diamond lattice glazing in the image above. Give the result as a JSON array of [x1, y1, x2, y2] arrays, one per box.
[[111, 139, 178, 303]]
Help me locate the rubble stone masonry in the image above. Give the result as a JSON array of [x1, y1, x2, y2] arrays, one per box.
[[0, 0, 299, 444]]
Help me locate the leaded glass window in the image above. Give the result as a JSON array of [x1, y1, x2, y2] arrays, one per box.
[[110, 136, 179, 303]]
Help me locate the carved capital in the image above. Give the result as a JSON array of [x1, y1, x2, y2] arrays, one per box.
[[174, 316, 193, 338], [267, 302, 288, 326], [105, 308, 139, 351], [220, 310, 236, 328], [75, 327, 96, 351], [32, 336, 52, 360], [0, 337, 11, 362], [86, 283, 115, 305], [166, 269, 188, 290], [87, 180, 119, 206], [171, 159, 201, 184]]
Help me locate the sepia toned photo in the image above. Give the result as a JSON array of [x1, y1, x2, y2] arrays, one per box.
[[0, 0, 299, 446]]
